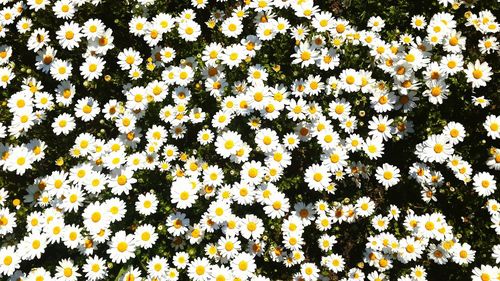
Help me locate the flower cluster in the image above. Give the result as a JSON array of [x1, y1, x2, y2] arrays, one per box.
[[0, 0, 498, 280]]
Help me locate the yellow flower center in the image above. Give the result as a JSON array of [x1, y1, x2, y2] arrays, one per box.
[[434, 144, 443, 153], [346, 75, 355, 85], [117, 242, 128, 252], [472, 69, 483, 79], [91, 212, 101, 222], [65, 31, 74, 40], [248, 168, 258, 178]]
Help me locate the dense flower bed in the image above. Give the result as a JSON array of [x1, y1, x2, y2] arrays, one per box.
[[0, 0, 498, 280]]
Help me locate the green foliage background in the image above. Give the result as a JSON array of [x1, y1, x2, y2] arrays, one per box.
[[0, 0, 499, 280]]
